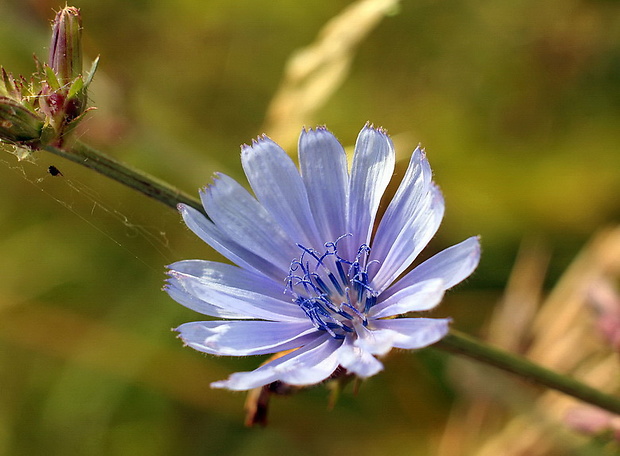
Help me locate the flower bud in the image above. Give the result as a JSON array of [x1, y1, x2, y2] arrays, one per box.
[[0, 5, 96, 148], [40, 6, 97, 145], [0, 96, 43, 145], [49, 6, 83, 86]]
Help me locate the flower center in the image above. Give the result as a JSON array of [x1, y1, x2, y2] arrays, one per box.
[[286, 236, 379, 339]]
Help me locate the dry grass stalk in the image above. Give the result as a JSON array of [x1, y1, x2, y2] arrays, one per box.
[[262, 0, 400, 149], [439, 227, 620, 456]]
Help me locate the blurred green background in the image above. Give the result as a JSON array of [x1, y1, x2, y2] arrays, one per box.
[[1, 0, 619, 455]]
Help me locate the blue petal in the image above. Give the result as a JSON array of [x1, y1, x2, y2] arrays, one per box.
[[337, 337, 384, 377], [371, 184, 445, 293], [369, 147, 432, 265], [176, 320, 318, 356], [370, 318, 450, 349], [353, 324, 397, 356], [369, 278, 446, 319], [211, 335, 342, 390], [241, 135, 322, 249], [165, 280, 249, 320], [167, 260, 306, 321], [298, 127, 349, 243], [382, 236, 481, 301], [178, 204, 287, 280], [346, 125, 395, 258], [200, 173, 297, 270]]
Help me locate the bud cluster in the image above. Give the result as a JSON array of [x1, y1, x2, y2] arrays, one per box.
[[0, 6, 97, 151]]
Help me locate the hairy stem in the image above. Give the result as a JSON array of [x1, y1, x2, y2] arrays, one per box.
[[436, 330, 620, 414], [43, 140, 204, 214]]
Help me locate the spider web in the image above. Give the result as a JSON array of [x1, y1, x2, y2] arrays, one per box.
[[1, 145, 181, 272]]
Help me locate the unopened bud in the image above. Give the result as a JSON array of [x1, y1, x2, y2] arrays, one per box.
[[0, 5, 96, 148], [0, 96, 43, 145], [49, 7, 82, 86], [40, 6, 97, 144]]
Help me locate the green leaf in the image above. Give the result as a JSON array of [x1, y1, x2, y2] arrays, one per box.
[[83, 56, 99, 88], [68, 77, 84, 99], [44, 65, 60, 90]]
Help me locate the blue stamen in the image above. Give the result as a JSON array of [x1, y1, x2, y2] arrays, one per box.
[[341, 302, 366, 324], [312, 274, 331, 295], [340, 323, 355, 332], [355, 281, 364, 303], [328, 272, 344, 295], [335, 261, 348, 286], [364, 294, 377, 312], [287, 238, 379, 340], [318, 295, 339, 314]]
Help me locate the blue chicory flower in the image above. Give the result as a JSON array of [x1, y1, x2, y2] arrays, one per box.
[[165, 124, 480, 391]]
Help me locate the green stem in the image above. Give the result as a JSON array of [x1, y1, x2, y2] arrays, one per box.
[[42, 140, 204, 214], [42, 140, 620, 415], [436, 330, 620, 414]]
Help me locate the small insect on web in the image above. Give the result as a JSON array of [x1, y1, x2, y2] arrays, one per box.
[[1, 155, 177, 270], [48, 165, 63, 176]]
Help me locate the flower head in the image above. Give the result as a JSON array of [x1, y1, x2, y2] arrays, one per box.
[[165, 124, 480, 391]]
